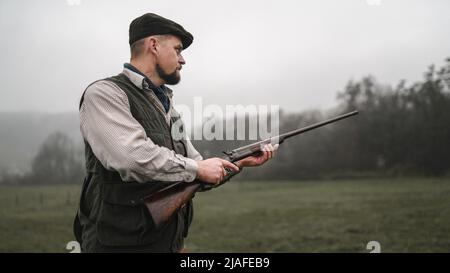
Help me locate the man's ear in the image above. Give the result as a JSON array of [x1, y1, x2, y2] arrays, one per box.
[[146, 36, 159, 55]]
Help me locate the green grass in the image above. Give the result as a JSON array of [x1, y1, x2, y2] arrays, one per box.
[[0, 185, 81, 252], [1, 178, 450, 252]]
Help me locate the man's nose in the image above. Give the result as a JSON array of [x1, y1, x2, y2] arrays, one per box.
[[179, 54, 186, 65]]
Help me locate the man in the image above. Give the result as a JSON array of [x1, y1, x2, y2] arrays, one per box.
[[74, 13, 277, 253]]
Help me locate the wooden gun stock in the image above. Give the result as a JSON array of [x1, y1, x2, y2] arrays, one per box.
[[143, 181, 203, 228]]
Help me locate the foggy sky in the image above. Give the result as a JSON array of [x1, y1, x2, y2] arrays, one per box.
[[0, 0, 449, 113]]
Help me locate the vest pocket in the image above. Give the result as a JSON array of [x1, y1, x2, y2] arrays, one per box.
[[96, 183, 162, 247]]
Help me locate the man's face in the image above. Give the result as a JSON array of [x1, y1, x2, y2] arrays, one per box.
[[155, 35, 185, 85]]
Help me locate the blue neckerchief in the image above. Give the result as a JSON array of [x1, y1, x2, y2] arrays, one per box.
[[124, 63, 170, 113]]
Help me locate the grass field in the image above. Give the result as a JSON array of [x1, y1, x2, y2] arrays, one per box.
[[0, 178, 449, 252]]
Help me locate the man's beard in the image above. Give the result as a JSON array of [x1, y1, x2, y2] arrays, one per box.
[[156, 64, 180, 85]]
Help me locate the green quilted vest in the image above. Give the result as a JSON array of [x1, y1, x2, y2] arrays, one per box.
[[74, 73, 193, 252]]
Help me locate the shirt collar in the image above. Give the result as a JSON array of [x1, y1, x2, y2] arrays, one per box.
[[122, 63, 173, 99]]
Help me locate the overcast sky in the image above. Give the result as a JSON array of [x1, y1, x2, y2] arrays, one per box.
[[0, 0, 449, 114]]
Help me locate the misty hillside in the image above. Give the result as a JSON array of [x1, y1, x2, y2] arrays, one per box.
[[0, 112, 81, 173]]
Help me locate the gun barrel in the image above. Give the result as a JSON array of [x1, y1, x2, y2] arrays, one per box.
[[226, 110, 358, 162], [280, 110, 358, 141]]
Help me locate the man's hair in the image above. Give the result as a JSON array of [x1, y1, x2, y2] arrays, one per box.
[[130, 35, 170, 60], [130, 38, 146, 60]]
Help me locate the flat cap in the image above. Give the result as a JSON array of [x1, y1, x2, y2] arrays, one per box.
[[129, 13, 193, 49]]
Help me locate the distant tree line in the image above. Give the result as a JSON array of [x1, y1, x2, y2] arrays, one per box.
[[1, 58, 449, 184], [0, 132, 84, 185], [193, 58, 450, 180]]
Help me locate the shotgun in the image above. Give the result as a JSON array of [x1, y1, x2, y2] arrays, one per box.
[[142, 110, 359, 228]]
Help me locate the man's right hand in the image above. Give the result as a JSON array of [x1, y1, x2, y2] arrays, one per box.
[[196, 158, 240, 185]]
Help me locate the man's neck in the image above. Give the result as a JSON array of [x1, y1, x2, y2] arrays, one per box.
[[130, 59, 164, 87]]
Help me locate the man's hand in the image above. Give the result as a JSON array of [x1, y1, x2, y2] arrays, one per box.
[[197, 158, 240, 185], [235, 143, 279, 169]]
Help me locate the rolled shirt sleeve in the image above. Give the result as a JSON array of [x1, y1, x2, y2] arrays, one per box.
[[80, 80, 198, 183]]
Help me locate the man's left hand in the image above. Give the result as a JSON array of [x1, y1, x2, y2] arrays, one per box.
[[235, 143, 279, 169]]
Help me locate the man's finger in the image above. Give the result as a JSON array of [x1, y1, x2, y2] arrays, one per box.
[[262, 145, 272, 159], [265, 144, 276, 152], [273, 144, 279, 151], [217, 169, 224, 183], [272, 145, 278, 157], [268, 144, 278, 159], [221, 160, 240, 172]]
